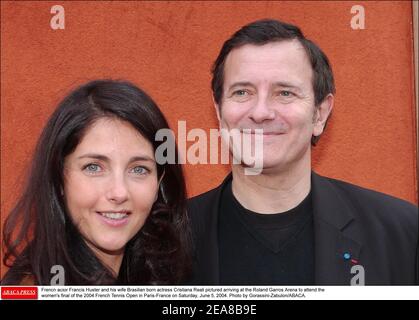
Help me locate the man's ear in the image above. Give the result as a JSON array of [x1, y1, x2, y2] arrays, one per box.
[[313, 94, 334, 137], [213, 96, 222, 122]]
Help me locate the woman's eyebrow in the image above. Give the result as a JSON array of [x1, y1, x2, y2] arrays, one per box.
[[77, 154, 155, 163], [128, 156, 156, 163], [77, 153, 109, 161]]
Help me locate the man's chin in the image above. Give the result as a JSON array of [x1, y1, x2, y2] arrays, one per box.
[[233, 159, 283, 176]]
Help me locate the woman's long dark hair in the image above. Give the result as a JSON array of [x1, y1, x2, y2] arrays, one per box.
[[2, 80, 191, 285]]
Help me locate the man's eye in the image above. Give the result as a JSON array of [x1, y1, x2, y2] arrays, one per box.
[[233, 90, 248, 96], [279, 91, 293, 97]]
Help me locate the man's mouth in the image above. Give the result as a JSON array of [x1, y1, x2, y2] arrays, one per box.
[[240, 129, 285, 135]]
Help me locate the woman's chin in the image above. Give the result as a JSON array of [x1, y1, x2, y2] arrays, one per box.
[[91, 239, 127, 256]]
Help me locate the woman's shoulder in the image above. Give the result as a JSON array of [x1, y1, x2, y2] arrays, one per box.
[[18, 273, 37, 285], [1, 264, 37, 285]]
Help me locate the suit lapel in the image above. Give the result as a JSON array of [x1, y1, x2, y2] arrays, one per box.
[[194, 174, 232, 284], [312, 172, 363, 285]]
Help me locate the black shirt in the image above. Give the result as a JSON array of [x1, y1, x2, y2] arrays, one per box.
[[218, 180, 315, 285]]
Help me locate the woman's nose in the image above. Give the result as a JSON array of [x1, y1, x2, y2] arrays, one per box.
[[106, 174, 129, 204]]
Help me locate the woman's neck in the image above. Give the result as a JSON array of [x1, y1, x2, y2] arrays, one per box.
[[86, 242, 125, 277]]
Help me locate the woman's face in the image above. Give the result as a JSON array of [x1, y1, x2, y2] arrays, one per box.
[[63, 117, 158, 263]]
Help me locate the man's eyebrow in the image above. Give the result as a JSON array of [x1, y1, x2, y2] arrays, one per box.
[[227, 82, 255, 91], [227, 81, 303, 92], [272, 81, 302, 91], [77, 154, 155, 163]]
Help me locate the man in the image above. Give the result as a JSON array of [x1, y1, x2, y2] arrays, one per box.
[[187, 19, 418, 285]]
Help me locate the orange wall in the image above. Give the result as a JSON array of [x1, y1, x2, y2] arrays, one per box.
[[1, 1, 417, 272]]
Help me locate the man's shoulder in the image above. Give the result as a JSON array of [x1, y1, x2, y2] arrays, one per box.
[[187, 185, 224, 225], [320, 174, 418, 224], [186, 181, 227, 240], [188, 174, 231, 210], [187, 175, 233, 231], [324, 175, 417, 209], [188, 186, 220, 208]]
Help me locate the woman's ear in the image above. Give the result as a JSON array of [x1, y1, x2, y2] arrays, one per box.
[[158, 169, 166, 185], [156, 170, 166, 202]]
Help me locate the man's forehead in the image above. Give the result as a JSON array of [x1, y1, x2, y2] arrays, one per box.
[[223, 40, 312, 86], [226, 40, 308, 65]]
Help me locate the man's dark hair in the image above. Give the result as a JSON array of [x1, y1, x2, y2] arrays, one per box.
[[211, 19, 336, 145]]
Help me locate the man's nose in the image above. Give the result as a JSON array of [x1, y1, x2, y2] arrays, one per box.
[[106, 173, 129, 204], [248, 96, 275, 123]]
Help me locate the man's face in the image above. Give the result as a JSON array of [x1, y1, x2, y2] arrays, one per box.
[[216, 40, 332, 173]]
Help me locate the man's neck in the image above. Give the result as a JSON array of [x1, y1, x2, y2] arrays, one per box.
[[231, 161, 311, 214]]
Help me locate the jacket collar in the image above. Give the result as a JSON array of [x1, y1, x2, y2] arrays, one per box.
[[311, 172, 362, 284], [196, 173, 232, 284]]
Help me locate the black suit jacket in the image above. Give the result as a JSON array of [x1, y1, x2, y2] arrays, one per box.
[[187, 172, 418, 285]]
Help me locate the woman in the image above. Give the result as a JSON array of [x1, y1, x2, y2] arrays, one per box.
[[1, 80, 191, 285]]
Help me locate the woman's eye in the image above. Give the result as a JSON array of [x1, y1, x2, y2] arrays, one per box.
[[131, 166, 148, 175], [84, 164, 101, 172]]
